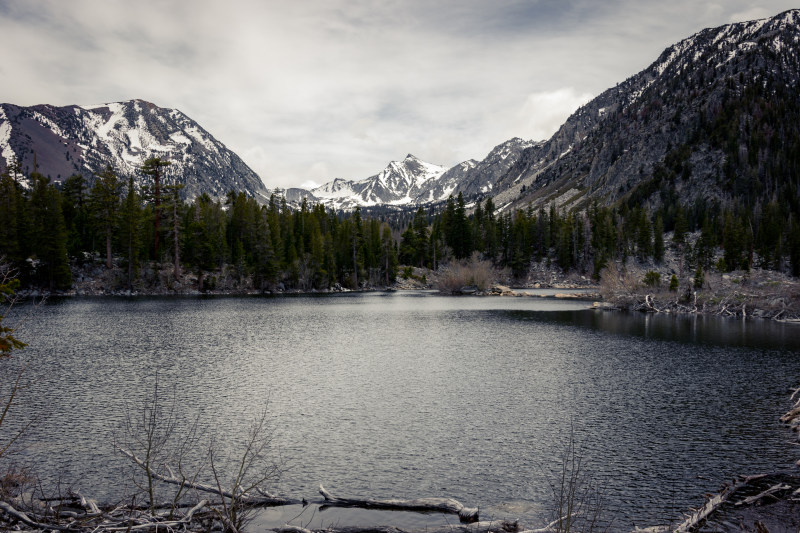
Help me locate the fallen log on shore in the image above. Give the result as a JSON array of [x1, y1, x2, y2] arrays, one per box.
[[276, 518, 520, 533], [666, 471, 800, 533], [319, 485, 480, 522]]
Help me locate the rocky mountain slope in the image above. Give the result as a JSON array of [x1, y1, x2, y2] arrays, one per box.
[[0, 99, 268, 200], [493, 9, 800, 212], [4, 10, 795, 215]]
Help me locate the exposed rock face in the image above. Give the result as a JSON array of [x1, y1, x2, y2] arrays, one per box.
[[0, 99, 268, 201]]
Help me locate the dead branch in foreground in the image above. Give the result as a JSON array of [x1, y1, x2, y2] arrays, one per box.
[[116, 446, 298, 507], [0, 496, 209, 532]]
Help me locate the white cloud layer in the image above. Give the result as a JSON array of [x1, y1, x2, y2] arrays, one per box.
[[0, 0, 796, 188]]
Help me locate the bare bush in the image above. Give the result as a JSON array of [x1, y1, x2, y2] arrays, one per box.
[[115, 378, 284, 532], [209, 406, 282, 532], [546, 433, 609, 533], [116, 374, 203, 515], [436, 252, 508, 293], [598, 262, 642, 306]]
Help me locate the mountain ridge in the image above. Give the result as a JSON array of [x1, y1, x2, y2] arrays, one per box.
[[493, 8, 800, 212], [0, 99, 268, 201]]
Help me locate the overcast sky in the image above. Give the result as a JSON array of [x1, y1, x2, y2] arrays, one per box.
[[1, 1, 796, 189]]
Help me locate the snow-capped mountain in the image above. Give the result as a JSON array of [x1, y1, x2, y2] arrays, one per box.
[[308, 139, 538, 211], [493, 8, 800, 211], [0, 99, 268, 200], [311, 154, 449, 210]]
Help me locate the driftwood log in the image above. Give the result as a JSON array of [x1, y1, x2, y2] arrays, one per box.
[[277, 519, 520, 533], [0, 497, 210, 532], [319, 484, 480, 522], [670, 475, 765, 533], [273, 516, 576, 533], [668, 471, 800, 533]]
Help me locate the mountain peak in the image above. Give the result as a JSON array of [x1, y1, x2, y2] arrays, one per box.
[[0, 100, 267, 201]]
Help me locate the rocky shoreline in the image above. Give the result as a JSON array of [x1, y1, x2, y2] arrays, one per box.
[[598, 262, 800, 323]]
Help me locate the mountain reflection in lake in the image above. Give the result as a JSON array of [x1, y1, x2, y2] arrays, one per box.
[[4, 292, 799, 530]]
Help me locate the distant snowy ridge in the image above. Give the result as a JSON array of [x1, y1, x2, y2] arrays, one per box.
[[308, 138, 537, 211]]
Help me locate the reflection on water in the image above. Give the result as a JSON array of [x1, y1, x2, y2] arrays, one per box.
[[503, 308, 800, 351], [3, 292, 799, 531]]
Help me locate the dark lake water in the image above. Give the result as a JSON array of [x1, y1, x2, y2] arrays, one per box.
[[2, 291, 799, 531]]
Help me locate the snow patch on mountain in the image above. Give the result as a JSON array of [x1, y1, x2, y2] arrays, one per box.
[[0, 107, 13, 168]]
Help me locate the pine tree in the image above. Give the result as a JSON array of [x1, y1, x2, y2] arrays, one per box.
[[381, 225, 397, 285], [722, 211, 747, 271], [89, 165, 123, 269], [399, 223, 416, 265], [160, 183, 185, 279], [29, 174, 71, 290], [483, 197, 498, 260], [141, 157, 171, 256], [351, 207, 363, 288], [412, 207, 429, 267], [120, 175, 142, 289], [0, 170, 20, 262], [635, 208, 653, 260], [653, 214, 665, 263], [253, 207, 277, 290], [61, 174, 90, 256]]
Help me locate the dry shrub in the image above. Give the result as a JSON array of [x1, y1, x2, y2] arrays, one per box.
[[599, 262, 642, 305], [436, 252, 506, 293], [0, 466, 35, 500]]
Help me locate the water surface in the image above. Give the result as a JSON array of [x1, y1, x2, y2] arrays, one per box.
[[3, 292, 798, 530]]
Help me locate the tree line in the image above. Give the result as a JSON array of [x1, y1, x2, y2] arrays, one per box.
[[2, 153, 798, 293], [399, 190, 800, 280]]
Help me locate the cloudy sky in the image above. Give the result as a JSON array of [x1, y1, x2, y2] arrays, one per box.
[[1, 1, 796, 189]]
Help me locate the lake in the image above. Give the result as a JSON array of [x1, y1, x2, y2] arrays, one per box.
[[3, 291, 799, 531]]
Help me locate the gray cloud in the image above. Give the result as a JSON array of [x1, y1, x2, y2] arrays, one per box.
[[0, 0, 796, 188]]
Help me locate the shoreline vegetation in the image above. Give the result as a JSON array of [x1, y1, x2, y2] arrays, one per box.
[[17, 254, 800, 323]]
